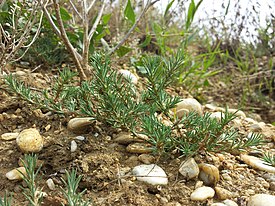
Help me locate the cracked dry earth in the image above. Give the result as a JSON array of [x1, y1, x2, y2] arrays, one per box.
[[0, 68, 275, 206]]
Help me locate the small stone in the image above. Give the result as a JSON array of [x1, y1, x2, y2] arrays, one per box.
[[228, 109, 246, 118], [118, 69, 138, 84], [1, 132, 19, 140], [198, 163, 220, 186], [46, 178, 55, 190], [204, 104, 217, 111], [132, 164, 168, 185], [138, 154, 155, 164], [223, 200, 238, 206], [269, 182, 275, 191], [190, 186, 215, 201], [221, 173, 232, 181], [126, 143, 152, 154], [70, 140, 77, 152], [240, 154, 275, 173], [179, 158, 199, 180], [44, 124, 51, 132], [247, 194, 275, 206], [176, 108, 189, 119], [211, 203, 227, 206], [75, 136, 85, 141], [16, 128, 43, 153], [210, 112, 225, 121], [175, 98, 203, 116], [194, 181, 204, 189], [249, 123, 264, 132], [215, 186, 232, 200], [114, 132, 142, 145], [67, 117, 95, 133], [6, 167, 26, 180]]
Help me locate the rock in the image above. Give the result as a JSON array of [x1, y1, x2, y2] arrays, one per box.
[[247, 194, 275, 206], [1, 132, 19, 140], [249, 123, 265, 132], [132, 164, 168, 185], [16, 128, 43, 153], [210, 112, 225, 121], [228, 109, 246, 118], [190, 186, 215, 201], [118, 69, 138, 84], [75, 136, 85, 141], [198, 163, 220, 186], [175, 98, 203, 116], [126, 143, 152, 154], [70, 140, 77, 152], [67, 117, 95, 133], [204, 104, 217, 111], [211, 203, 227, 206], [176, 108, 189, 119], [240, 154, 275, 173], [223, 199, 238, 206], [46, 178, 55, 190], [138, 154, 155, 164], [114, 132, 142, 145], [179, 158, 199, 180], [215, 186, 232, 200], [6, 167, 26, 180], [269, 182, 275, 191]]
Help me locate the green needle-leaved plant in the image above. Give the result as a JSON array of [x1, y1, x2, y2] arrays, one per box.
[[19, 154, 43, 206], [0, 191, 12, 206], [60, 169, 90, 206], [262, 152, 275, 167], [141, 110, 264, 157]]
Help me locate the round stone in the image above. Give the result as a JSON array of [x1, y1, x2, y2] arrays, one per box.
[[175, 98, 203, 116], [199, 163, 220, 186], [179, 158, 199, 180], [190, 186, 215, 201], [16, 128, 43, 153], [247, 194, 275, 206]]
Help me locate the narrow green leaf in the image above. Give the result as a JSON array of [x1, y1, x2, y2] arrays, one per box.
[[139, 34, 152, 48], [102, 13, 111, 25], [164, 0, 175, 17], [124, 0, 136, 25], [60, 7, 72, 21], [116, 46, 133, 57]]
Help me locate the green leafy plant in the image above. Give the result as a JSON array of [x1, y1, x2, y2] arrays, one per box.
[[19, 154, 43, 206], [141, 110, 264, 157], [0, 191, 12, 206], [262, 152, 275, 167], [60, 169, 90, 206]]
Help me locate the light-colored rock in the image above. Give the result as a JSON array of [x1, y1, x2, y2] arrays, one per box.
[[71, 140, 77, 152], [269, 182, 275, 191], [46, 178, 55, 190], [132, 164, 168, 185], [240, 154, 275, 173], [75, 136, 85, 141], [228, 109, 246, 118], [210, 112, 225, 121], [1, 132, 19, 140], [210, 203, 227, 206], [138, 154, 155, 164], [215, 186, 232, 200], [223, 199, 238, 206], [114, 132, 142, 145], [198, 163, 220, 186], [126, 143, 152, 154], [247, 194, 275, 206], [179, 158, 199, 180], [190, 186, 215, 201], [118, 69, 138, 84], [176, 108, 189, 119], [204, 104, 217, 111], [175, 98, 203, 116], [67, 117, 95, 132], [194, 181, 204, 189], [6, 167, 26, 180], [16, 128, 43, 153]]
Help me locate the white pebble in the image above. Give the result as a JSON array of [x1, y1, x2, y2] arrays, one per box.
[[247, 194, 275, 206], [132, 164, 168, 185], [241, 154, 275, 173], [118, 69, 138, 84], [70, 140, 77, 152], [46, 178, 55, 190], [179, 158, 199, 180], [75, 136, 85, 141], [190, 186, 215, 201], [223, 200, 238, 206], [6, 167, 26, 180]]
